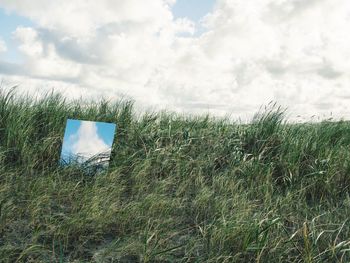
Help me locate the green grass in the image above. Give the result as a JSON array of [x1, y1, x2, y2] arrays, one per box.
[[0, 89, 349, 262]]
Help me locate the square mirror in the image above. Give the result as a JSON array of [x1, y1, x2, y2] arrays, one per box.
[[60, 119, 117, 171]]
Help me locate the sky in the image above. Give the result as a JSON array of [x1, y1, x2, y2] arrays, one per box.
[[0, 0, 350, 122], [61, 119, 117, 163]]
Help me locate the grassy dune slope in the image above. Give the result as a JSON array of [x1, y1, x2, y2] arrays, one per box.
[[0, 90, 349, 262]]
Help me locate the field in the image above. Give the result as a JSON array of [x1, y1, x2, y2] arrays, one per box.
[[0, 89, 349, 262]]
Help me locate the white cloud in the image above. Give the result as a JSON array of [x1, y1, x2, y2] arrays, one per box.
[[70, 121, 111, 160], [1, 0, 177, 37], [0, 38, 7, 53], [1, 0, 350, 121], [11, 27, 82, 80]]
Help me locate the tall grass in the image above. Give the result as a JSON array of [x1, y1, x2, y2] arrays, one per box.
[[0, 89, 349, 262]]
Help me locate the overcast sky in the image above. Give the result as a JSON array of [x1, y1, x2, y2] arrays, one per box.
[[0, 0, 350, 121]]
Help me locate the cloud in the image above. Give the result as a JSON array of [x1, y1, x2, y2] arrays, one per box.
[[0, 0, 179, 37], [70, 121, 111, 160], [1, 0, 350, 121], [0, 38, 7, 53], [11, 27, 82, 80]]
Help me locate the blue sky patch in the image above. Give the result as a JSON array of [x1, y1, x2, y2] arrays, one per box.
[[172, 0, 215, 22]]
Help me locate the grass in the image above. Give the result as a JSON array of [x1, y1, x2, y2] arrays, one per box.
[[0, 89, 349, 262]]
